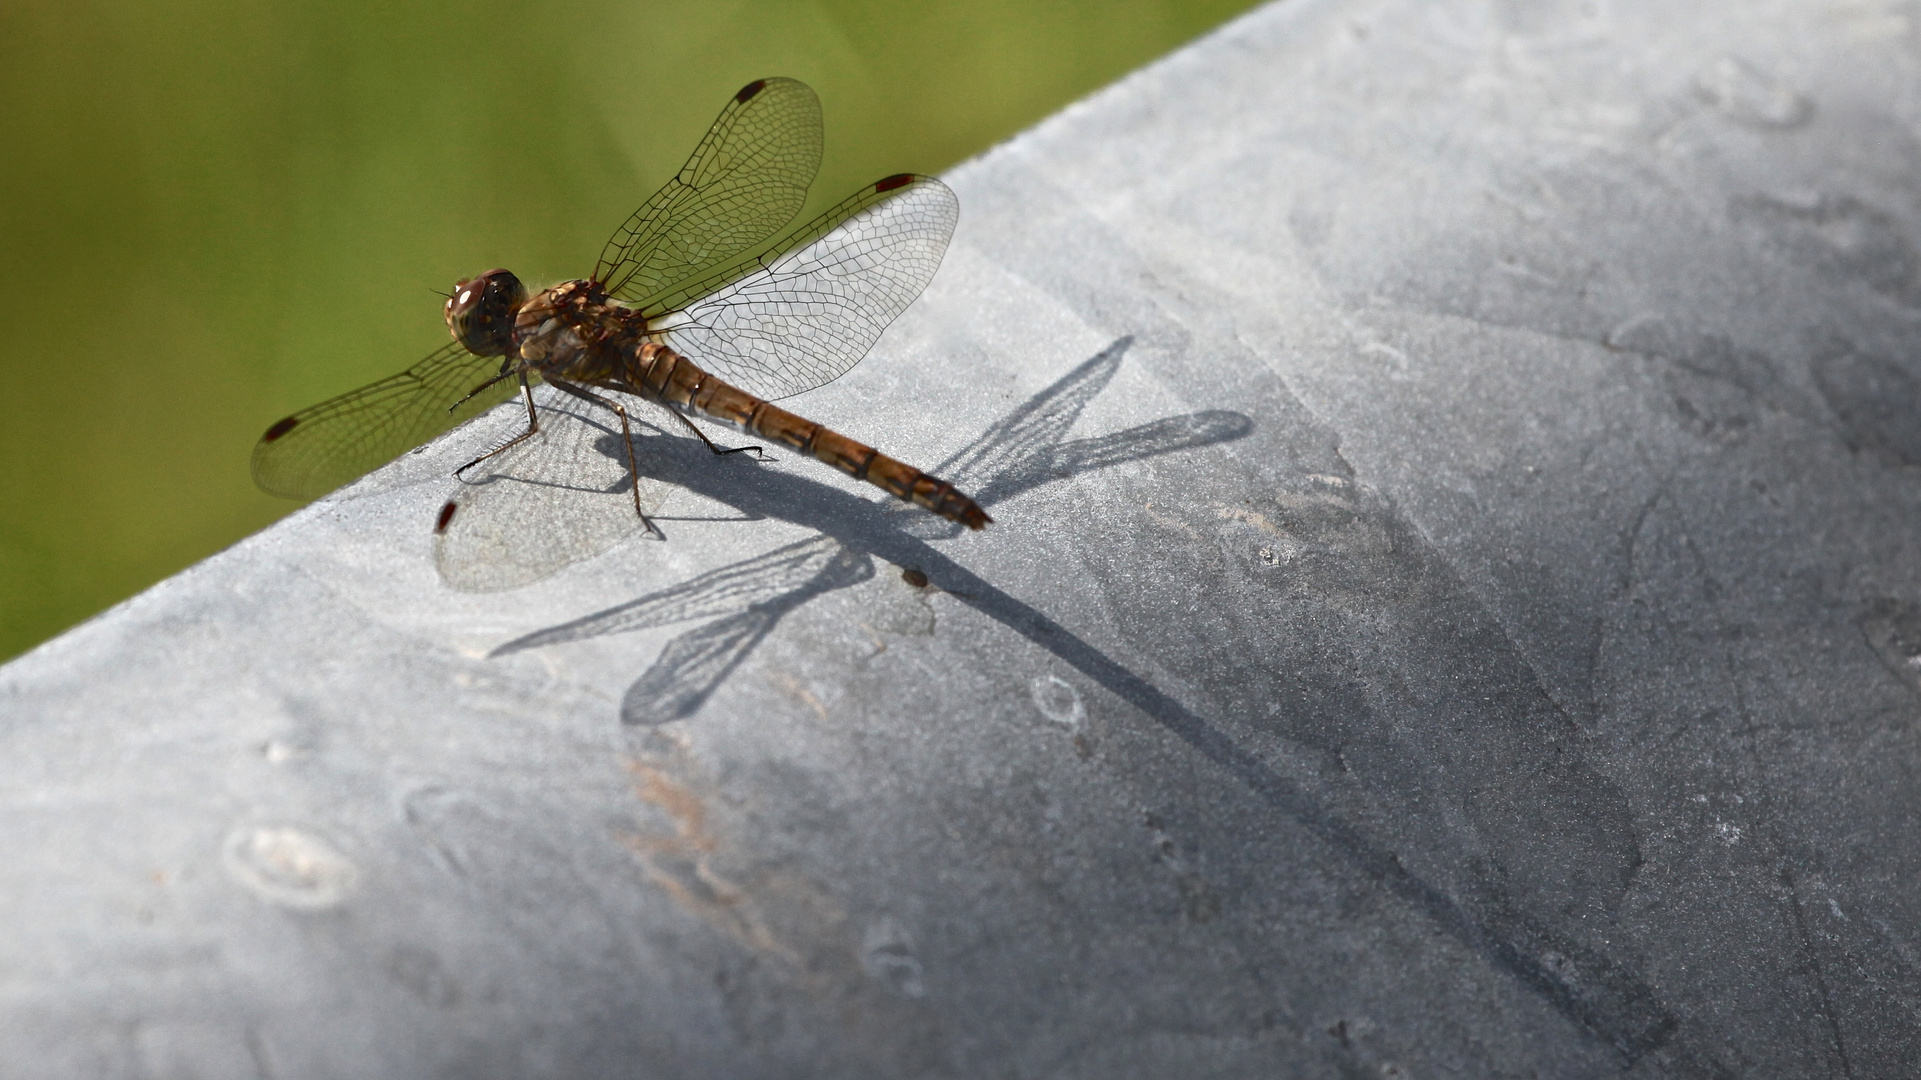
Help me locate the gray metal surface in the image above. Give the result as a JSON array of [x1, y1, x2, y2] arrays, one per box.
[[6, 0, 1921, 1075]]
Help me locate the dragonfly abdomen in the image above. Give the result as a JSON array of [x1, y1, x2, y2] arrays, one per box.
[[755, 400, 991, 530], [639, 344, 989, 530]]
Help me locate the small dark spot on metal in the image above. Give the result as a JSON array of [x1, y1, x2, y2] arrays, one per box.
[[263, 416, 299, 442], [874, 173, 915, 193], [736, 79, 766, 102], [901, 568, 928, 588], [435, 501, 458, 534]]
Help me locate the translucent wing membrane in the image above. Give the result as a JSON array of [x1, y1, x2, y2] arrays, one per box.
[[597, 78, 823, 306], [649, 175, 959, 402], [251, 342, 513, 500], [434, 384, 669, 593]]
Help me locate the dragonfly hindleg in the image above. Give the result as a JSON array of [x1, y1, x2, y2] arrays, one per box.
[[665, 407, 773, 462], [547, 377, 664, 540]]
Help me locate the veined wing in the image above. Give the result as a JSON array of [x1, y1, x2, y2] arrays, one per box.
[[434, 384, 671, 593], [597, 78, 823, 307], [252, 342, 516, 500], [647, 174, 958, 402]]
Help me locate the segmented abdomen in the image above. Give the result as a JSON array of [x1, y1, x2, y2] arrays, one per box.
[[636, 344, 990, 529]]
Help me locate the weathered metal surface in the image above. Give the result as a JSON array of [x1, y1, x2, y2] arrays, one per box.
[[5, 0, 1920, 1075]]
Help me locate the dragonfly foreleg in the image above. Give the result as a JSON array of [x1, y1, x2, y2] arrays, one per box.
[[449, 360, 522, 413], [666, 407, 773, 462], [547, 377, 664, 540], [453, 374, 541, 477]]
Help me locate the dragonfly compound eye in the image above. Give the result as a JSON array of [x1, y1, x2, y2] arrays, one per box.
[[445, 268, 528, 357]]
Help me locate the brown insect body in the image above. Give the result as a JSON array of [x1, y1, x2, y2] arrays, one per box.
[[507, 277, 990, 530]]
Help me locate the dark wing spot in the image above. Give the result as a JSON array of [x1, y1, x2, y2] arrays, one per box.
[[263, 416, 300, 442], [874, 173, 916, 193], [736, 79, 767, 103], [435, 501, 459, 534]]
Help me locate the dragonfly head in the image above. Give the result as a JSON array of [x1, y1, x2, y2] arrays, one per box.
[[444, 269, 528, 357]]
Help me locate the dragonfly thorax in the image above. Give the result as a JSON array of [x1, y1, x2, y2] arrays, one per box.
[[511, 278, 640, 380], [444, 269, 528, 357]]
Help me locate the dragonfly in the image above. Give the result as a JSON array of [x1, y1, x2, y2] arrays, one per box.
[[253, 77, 987, 588]]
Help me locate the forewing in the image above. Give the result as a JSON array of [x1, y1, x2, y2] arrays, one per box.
[[651, 175, 958, 401], [598, 78, 823, 307], [433, 384, 669, 593], [252, 342, 512, 500]]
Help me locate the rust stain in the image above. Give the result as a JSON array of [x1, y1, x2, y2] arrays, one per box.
[[770, 669, 832, 721], [619, 760, 799, 963], [626, 760, 716, 852], [1141, 501, 1199, 539], [613, 749, 948, 1063], [1216, 504, 1288, 536], [855, 621, 889, 658]]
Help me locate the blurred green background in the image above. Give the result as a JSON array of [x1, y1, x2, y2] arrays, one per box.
[[0, 0, 1260, 662]]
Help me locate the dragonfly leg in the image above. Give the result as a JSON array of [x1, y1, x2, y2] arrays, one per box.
[[548, 378, 665, 540], [448, 361, 519, 412], [668, 408, 773, 462], [453, 374, 541, 476]]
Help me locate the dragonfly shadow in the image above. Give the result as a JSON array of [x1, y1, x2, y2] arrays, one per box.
[[492, 338, 1684, 1061], [493, 335, 1252, 725]]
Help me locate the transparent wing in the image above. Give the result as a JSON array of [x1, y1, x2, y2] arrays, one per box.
[[597, 78, 823, 307], [433, 384, 670, 593], [252, 342, 513, 500], [650, 174, 958, 402]]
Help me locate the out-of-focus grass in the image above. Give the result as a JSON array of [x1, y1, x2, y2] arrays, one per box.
[[0, 0, 1262, 661]]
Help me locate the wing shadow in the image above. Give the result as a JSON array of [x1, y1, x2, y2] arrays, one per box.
[[500, 534, 869, 724]]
